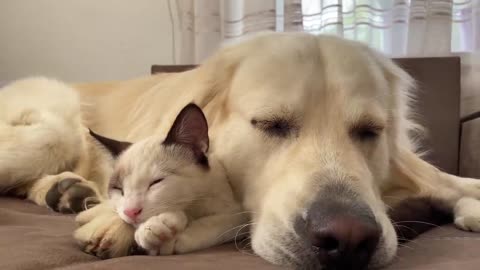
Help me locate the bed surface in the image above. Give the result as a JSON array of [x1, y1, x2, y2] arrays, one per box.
[[1, 197, 480, 270]]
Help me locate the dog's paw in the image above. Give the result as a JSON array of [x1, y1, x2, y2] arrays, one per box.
[[9, 109, 41, 126], [74, 204, 135, 259], [45, 177, 100, 213], [454, 197, 480, 232], [134, 212, 188, 255], [455, 216, 480, 232]]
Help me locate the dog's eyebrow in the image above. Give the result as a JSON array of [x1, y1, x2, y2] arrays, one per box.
[[351, 112, 387, 129], [253, 104, 299, 118], [352, 118, 385, 130]]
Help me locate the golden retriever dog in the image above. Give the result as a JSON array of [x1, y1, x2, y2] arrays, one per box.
[[3, 32, 480, 269]]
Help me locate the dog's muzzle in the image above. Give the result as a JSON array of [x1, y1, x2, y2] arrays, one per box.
[[294, 184, 381, 270]]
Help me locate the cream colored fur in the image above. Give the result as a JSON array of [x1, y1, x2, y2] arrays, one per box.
[[3, 33, 480, 268], [0, 78, 108, 208]]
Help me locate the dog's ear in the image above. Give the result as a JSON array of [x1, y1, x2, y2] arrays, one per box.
[[89, 129, 132, 157], [164, 103, 209, 159]]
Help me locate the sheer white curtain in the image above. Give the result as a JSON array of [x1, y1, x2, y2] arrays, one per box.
[[301, 0, 479, 57], [172, 0, 302, 64], [299, 0, 480, 118], [172, 0, 480, 116], [173, 0, 479, 61]]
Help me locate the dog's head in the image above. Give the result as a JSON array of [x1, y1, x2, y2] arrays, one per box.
[[202, 33, 417, 269]]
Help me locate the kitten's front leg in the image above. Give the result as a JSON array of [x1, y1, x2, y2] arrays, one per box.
[[134, 211, 188, 255], [74, 202, 135, 259], [174, 212, 249, 254]]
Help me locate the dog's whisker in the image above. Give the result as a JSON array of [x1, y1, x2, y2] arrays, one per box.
[[398, 243, 415, 250], [226, 211, 256, 217], [237, 247, 256, 256], [237, 235, 252, 247], [234, 223, 256, 253], [393, 224, 420, 236], [275, 243, 302, 265], [393, 220, 441, 228], [235, 234, 256, 257], [216, 222, 255, 241]]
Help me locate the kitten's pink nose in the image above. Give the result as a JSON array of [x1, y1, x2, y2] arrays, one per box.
[[124, 207, 142, 220]]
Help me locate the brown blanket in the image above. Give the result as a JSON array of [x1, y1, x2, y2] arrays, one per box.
[[1, 197, 479, 270]]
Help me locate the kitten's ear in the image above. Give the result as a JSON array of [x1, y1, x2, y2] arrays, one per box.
[[89, 129, 132, 157], [164, 103, 209, 155]]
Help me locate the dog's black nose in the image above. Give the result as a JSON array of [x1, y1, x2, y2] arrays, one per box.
[[297, 184, 382, 270], [306, 214, 380, 269]]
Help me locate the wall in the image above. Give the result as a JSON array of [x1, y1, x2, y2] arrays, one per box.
[[0, 0, 174, 82]]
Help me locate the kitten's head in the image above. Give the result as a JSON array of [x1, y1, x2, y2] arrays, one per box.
[[90, 103, 211, 225]]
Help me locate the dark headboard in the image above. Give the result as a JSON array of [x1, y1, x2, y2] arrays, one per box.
[[151, 65, 196, 74], [394, 58, 461, 175]]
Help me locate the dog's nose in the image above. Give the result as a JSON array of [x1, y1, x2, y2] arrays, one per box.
[[307, 215, 380, 269], [124, 207, 142, 220]]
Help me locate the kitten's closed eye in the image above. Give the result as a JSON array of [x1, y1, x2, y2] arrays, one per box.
[[112, 186, 124, 196], [149, 178, 164, 189]]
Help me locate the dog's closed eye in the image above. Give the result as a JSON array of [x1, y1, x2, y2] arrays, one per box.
[[350, 121, 384, 142], [251, 118, 295, 138]]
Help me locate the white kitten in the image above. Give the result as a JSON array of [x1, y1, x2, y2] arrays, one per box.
[[91, 104, 248, 255]]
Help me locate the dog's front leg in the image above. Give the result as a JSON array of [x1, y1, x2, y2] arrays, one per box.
[[391, 149, 480, 233], [423, 169, 480, 232], [438, 172, 480, 232]]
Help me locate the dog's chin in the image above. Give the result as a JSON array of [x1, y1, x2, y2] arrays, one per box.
[[250, 218, 313, 269], [251, 234, 397, 270], [250, 217, 398, 269], [369, 219, 398, 269], [251, 229, 304, 269], [368, 240, 398, 269]]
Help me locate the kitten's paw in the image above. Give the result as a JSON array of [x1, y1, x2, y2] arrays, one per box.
[[173, 233, 196, 254], [46, 175, 100, 213], [134, 212, 188, 255], [454, 197, 480, 232], [74, 204, 135, 259]]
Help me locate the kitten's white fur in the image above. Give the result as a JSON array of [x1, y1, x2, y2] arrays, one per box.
[[97, 106, 248, 255]]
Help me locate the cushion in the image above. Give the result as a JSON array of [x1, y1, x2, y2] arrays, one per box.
[[1, 197, 479, 269]]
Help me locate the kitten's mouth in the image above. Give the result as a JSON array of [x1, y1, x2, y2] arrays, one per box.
[[119, 213, 139, 226]]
